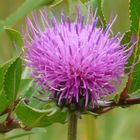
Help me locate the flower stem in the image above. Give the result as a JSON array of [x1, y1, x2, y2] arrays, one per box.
[[68, 113, 78, 140]]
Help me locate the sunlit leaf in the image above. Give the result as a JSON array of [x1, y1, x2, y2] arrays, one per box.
[[18, 78, 33, 97], [15, 100, 68, 127], [0, 0, 55, 33], [0, 59, 15, 114], [4, 58, 22, 107], [4, 27, 23, 56]]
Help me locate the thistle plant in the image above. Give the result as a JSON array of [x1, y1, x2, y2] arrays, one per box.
[[23, 8, 135, 110], [22, 6, 137, 140], [0, 0, 140, 140]]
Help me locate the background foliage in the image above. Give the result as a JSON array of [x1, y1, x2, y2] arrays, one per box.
[[0, 0, 140, 140]]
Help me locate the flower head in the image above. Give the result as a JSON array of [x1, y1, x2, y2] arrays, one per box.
[[23, 8, 134, 110]]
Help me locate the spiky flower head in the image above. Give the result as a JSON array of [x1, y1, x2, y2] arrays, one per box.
[[23, 8, 134, 110]]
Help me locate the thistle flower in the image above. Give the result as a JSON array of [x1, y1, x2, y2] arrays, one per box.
[[23, 8, 135, 110]]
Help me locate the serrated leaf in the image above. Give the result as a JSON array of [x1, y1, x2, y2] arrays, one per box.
[[4, 27, 23, 56], [121, 31, 132, 71], [129, 63, 140, 93], [0, 59, 13, 90], [0, 89, 9, 114], [127, 0, 140, 93], [130, 0, 140, 33], [15, 100, 68, 127], [0, 58, 21, 114], [4, 58, 22, 106]]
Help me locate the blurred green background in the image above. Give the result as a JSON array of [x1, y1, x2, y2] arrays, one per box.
[[0, 0, 140, 140]]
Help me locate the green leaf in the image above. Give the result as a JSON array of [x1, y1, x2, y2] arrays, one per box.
[[4, 58, 22, 106], [0, 0, 54, 32], [121, 31, 131, 44], [0, 59, 13, 90], [121, 31, 132, 72], [0, 58, 21, 114], [15, 100, 68, 127], [4, 27, 23, 56], [129, 88, 140, 98], [129, 63, 140, 93], [18, 79, 33, 97], [18, 78, 39, 99], [130, 0, 140, 33], [0, 114, 8, 123], [127, 0, 140, 93], [0, 89, 9, 114]]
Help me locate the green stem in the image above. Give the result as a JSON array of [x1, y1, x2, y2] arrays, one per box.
[[68, 113, 78, 140]]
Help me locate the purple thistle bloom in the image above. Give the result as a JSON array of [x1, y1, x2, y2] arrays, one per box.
[[23, 8, 135, 109]]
